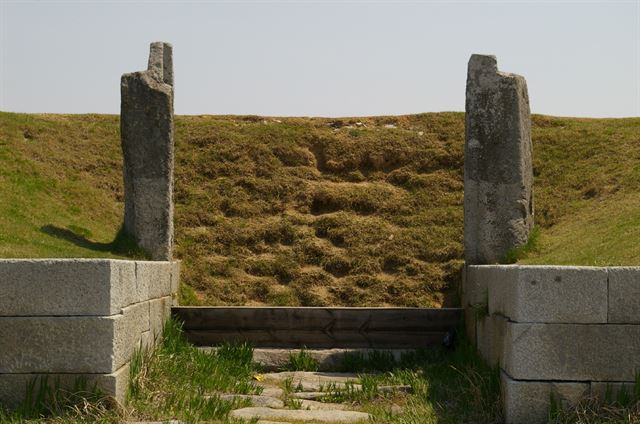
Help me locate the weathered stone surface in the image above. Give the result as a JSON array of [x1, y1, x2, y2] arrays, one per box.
[[96, 362, 131, 406], [502, 322, 640, 381], [297, 381, 359, 392], [250, 348, 409, 371], [0, 363, 130, 409], [262, 372, 360, 392], [121, 41, 174, 261], [0, 259, 131, 316], [463, 265, 513, 345], [230, 407, 371, 423], [262, 372, 359, 384], [140, 330, 154, 351], [149, 296, 172, 338], [299, 399, 349, 411], [462, 266, 484, 308], [590, 381, 637, 401], [0, 301, 149, 373], [501, 371, 588, 424], [291, 391, 326, 400], [113, 302, 151, 371], [488, 266, 608, 323], [464, 54, 533, 265], [0, 316, 116, 373], [127, 422, 181, 424], [257, 382, 284, 398], [608, 267, 640, 323], [0, 259, 178, 316], [476, 313, 507, 367], [170, 260, 181, 303], [138, 260, 174, 300], [390, 403, 403, 415], [112, 259, 141, 309], [218, 394, 284, 408]]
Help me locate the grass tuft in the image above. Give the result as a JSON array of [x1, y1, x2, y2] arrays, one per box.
[[0, 377, 120, 423], [125, 318, 260, 422], [500, 226, 541, 264], [282, 349, 319, 372]]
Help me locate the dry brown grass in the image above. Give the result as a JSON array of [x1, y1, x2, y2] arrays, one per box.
[[552, 396, 640, 424], [174, 113, 464, 306], [1, 111, 639, 306]]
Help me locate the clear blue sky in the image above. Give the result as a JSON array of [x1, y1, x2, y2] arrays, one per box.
[[1, 1, 638, 117]]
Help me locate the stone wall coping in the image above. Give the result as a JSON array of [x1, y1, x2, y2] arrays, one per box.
[[0, 259, 179, 316], [467, 264, 640, 272], [467, 264, 615, 270], [0, 258, 179, 264], [465, 264, 640, 324]]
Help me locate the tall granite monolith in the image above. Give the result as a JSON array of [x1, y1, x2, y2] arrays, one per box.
[[464, 54, 534, 264], [121, 42, 174, 260]]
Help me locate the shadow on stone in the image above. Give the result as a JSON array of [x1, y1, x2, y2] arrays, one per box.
[[40, 224, 149, 258]]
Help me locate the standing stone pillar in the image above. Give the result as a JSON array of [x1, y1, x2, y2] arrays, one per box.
[[464, 55, 533, 264], [121, 42, 174, 260]]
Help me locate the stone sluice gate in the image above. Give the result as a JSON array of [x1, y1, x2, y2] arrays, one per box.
[[1, 43, 638, 424]]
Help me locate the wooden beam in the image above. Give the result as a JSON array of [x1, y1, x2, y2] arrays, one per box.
[[171, 307, 462, 348]]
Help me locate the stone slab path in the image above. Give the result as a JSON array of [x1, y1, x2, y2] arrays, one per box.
[[226, 371, 384, 423], [130, 371, 411, 423], [230, 407, 371, 423]]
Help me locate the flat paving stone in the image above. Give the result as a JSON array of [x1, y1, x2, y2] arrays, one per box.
[[299, 399, 349, 411], [288, 383, 411, 395], [230, 407, 371, 423], [257, 382, 284, 398], [251, 348, 412, 371], [294, 381, 361, 392], [127, 421, 181, 424], [291, 391, 327, 400], [262, 371, 360, 384], [218, 394, 284, 408]]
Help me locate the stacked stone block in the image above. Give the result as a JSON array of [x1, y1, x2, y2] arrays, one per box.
[[0, 259, 179, 408], [464, 265, 640, 423]]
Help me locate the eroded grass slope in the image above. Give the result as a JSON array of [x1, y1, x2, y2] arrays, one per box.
[[175, 114, 464, 307], [0, 112, 638, 306]]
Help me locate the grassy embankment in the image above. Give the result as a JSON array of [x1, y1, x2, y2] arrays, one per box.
[[0, 112, 639, 307]]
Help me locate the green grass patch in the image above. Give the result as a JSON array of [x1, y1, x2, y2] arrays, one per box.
[[126, 319, 260, 422], [282, 349, 320, 372], [500, 226, 541, 264], [2, 112, 640, 304], [325, 336, 503, 423]]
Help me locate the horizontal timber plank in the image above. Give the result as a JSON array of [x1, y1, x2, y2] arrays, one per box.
[[181, 330, 449, 348], [172, 307, 462, 348]]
